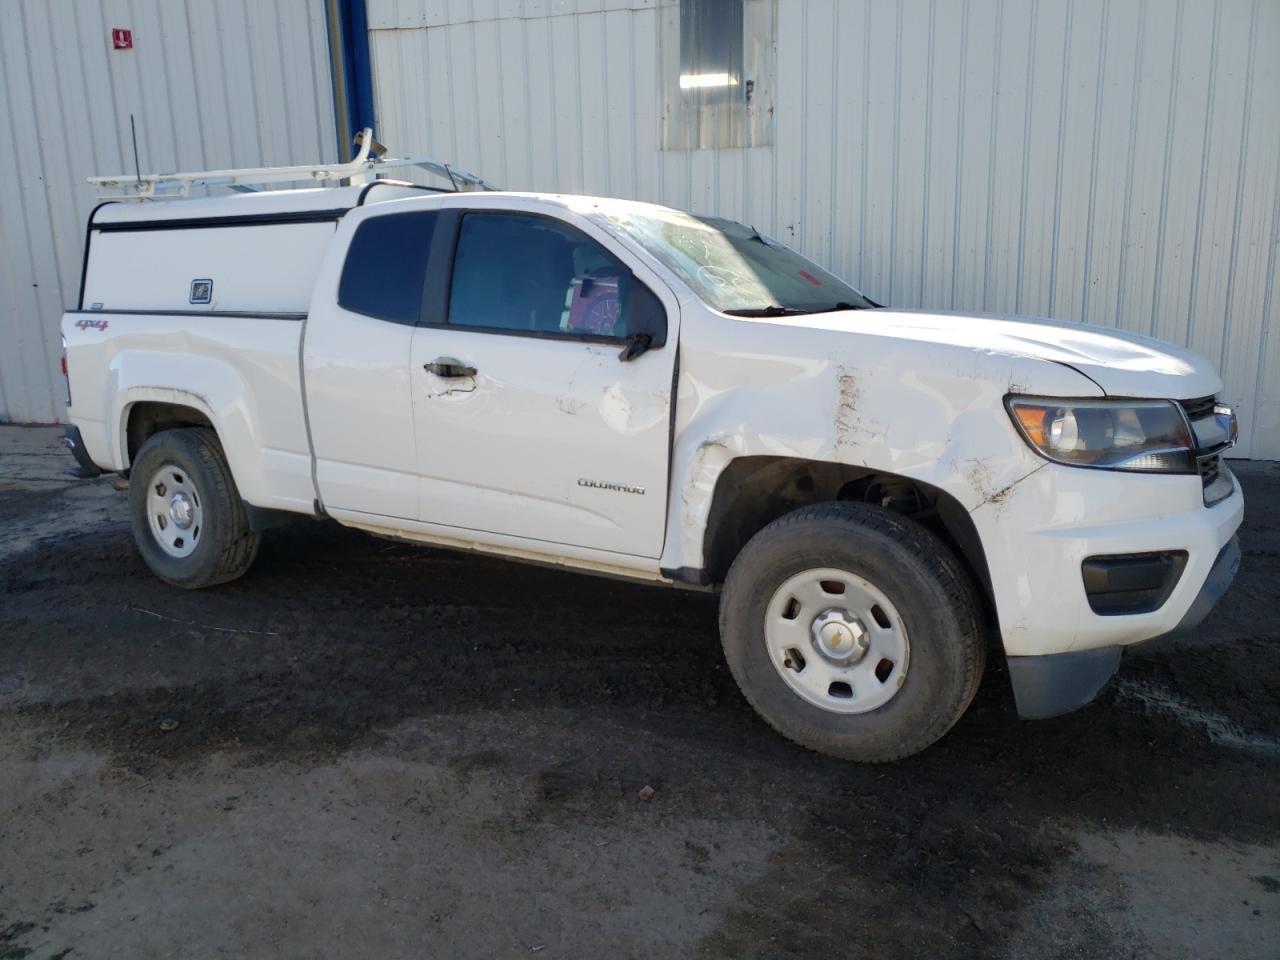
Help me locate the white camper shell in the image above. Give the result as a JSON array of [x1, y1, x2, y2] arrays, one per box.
[[81, 184, 433, 316]]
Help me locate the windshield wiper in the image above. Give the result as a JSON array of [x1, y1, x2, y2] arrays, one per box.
[[806, 301, 875, 314], [725, 302, 876, 317], [723, 305, 811, 317]]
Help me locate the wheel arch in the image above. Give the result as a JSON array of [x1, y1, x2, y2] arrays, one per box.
[[123, 398, 215, 468], [110, 379, 288, 509], [694, 456, 996, 618]]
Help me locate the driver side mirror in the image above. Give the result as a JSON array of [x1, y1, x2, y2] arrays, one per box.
[[621, 274, 667, 359]]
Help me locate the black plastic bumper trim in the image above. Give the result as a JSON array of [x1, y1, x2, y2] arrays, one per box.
[[1155, 535, 1241, 640], [1011, 535, 1242, 719], [1007, 645, 1123, 720], [1081, 550, 1188, 615]]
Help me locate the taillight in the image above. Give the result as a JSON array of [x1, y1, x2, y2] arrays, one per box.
[[61, 335, 72, 407]]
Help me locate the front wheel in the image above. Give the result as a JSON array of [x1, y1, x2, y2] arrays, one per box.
[[719, 502, 986, 762], [128, 427, 260, 589]]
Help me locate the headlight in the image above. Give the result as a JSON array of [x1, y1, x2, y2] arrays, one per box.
[[1005, 397, 1196, 473]]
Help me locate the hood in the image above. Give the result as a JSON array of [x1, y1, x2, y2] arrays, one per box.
[[785, 308, 1223, 400]]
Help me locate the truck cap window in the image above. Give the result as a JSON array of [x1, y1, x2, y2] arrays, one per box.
[[448, 212, 663, 344], [604, 209, 874, 316], [339, 211, 439, 323]]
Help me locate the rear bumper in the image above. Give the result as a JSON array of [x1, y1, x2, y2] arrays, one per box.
[[1008, 535, 1241, 719], [64, 424, 104, 479]]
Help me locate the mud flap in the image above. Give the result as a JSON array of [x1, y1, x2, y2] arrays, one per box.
[[64, 425, 103, 479]]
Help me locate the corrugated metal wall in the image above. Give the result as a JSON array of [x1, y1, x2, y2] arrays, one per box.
[[0, 0, 338, 424], [369, 0, 1280, 459]]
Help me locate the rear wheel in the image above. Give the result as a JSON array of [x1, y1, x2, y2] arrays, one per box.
[[128, 428, 260, 589], [719, 501, 985, 762]]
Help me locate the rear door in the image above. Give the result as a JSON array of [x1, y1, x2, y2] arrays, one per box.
[[304, 210, 438, 519], [408, 205, 678, 557]]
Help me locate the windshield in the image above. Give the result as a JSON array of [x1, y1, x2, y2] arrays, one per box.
[[602, 209, 875, 314]]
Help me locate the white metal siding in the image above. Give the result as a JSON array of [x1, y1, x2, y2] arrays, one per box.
[[369, 0, 1280, 458], [0, 0, 337, 424]]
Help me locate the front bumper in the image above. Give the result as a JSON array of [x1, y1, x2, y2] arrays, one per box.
[[974, 462, 1244, 658], [1163, 532, 1242, 637], [1007, 535, 1241, 718]]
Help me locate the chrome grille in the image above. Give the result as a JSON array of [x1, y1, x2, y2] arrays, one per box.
[[1179, 395, 1217, 420], [1177, 395, 1236, 505], [1201, 456, 1233, 506]]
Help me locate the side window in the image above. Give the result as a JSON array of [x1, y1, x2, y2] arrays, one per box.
[[338, 211, 438, 323], [447, 213, 663, 343]]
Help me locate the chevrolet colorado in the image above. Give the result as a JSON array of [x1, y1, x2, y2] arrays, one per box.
[[62, 172, 1243, 761]]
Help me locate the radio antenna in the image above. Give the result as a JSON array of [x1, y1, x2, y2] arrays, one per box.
[[130, 114, 141, 185]]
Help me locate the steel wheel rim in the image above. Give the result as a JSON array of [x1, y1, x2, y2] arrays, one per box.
[[145, 463, 204, 559], [764, 567, 910, 714]]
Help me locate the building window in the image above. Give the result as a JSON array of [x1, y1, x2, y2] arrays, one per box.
[[679, 0, 743, 103], [660, 0, 775, 150]]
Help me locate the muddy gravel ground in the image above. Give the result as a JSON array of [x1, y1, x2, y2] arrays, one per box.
[[1, 426, 1277, 959]]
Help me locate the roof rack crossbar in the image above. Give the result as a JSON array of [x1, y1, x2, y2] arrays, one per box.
[[88, 128, 496, 199]]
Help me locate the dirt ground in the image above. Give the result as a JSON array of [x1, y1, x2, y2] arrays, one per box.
[[1, 425, 1277, 959]]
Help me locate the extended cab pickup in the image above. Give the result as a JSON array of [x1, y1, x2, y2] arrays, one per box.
[[62, 178, 1244, 761]]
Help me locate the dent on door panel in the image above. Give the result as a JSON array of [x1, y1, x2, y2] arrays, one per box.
[[411, 332, 674, 556]]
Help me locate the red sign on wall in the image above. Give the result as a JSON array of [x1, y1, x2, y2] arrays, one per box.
[[111, 28, 132, 50]]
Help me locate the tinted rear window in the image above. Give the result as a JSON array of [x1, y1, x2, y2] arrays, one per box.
[[338, 211, 438, 323]]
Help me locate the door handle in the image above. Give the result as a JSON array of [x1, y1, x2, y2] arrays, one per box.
[[424, 357, 477, 378]]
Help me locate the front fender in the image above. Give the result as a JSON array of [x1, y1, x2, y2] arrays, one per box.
[[660, 312, 1103, 575]]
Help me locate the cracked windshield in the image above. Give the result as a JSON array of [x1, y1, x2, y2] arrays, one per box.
[[604, 209, 875, 315]]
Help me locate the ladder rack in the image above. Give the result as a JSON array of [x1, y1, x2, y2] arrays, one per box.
[[88, 128, 496, 199]]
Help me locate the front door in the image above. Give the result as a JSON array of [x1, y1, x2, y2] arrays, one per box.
[[408, 208, 677, 557]]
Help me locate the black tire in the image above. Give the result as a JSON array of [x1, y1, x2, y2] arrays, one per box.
[[128, 427, 260, 589], [719, 501, 986, 762]]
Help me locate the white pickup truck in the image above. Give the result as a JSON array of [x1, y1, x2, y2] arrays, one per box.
[[62, 165, 1243, 761]]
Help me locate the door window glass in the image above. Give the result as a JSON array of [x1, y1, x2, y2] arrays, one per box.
[[338, 211, 438, 324], [448, 213, 651, 341]]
